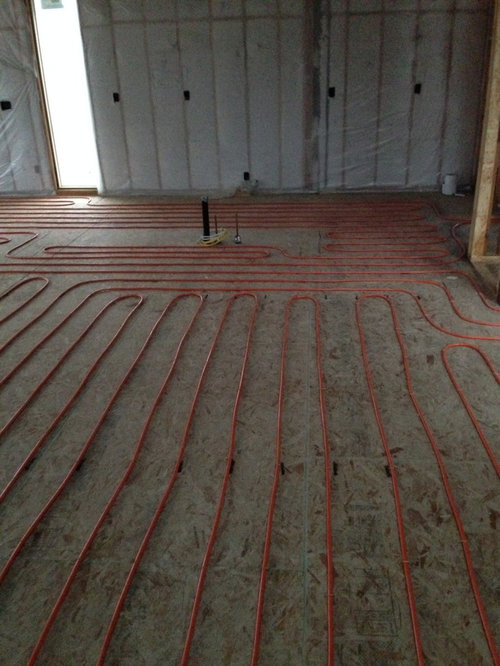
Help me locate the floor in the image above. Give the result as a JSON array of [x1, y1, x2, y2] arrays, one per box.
[[0, 195, 498, 665]]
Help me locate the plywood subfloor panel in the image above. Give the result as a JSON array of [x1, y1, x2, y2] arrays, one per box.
[[0, 197, 498, 665]]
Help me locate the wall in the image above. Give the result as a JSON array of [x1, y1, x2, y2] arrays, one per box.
[[79, 0, 306, 194], [0, 0, 493, 196], [0, 2, 54, 194], [80, 0, 492, 195], [318, 0, 491, 190]]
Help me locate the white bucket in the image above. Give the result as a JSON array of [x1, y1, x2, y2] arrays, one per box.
[[442, 173, 457, 196]]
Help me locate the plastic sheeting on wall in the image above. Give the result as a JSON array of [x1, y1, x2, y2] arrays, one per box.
[[0, 0, 493, 196], [79, 0, 306, 194], [79, 0, 492, 195], [0, 2, 54, 194], [318, 0, 491, 191]]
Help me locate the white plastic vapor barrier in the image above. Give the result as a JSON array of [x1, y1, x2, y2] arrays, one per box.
[[0, 0, 493, 197], [0, 2, 54, 194], [78, 0, 492, 195], [319, 1, 491, 191], [80, 0, 307, 194]]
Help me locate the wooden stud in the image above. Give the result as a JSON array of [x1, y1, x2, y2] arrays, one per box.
[[26, 0, 58, 192], [469, 2, 500, 258]]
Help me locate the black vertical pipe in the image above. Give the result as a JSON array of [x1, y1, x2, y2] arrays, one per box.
[[201, 196, 210, 237]]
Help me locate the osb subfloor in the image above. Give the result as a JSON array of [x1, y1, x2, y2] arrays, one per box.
[[0, 195, 498, 665]]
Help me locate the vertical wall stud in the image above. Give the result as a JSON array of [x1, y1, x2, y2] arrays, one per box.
[[469, 1, 500, 258]]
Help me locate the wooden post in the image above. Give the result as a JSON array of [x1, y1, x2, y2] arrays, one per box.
[[469, 1, 500, 258]]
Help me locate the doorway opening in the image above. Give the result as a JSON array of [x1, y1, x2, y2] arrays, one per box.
[[31, 0, 100, 192]]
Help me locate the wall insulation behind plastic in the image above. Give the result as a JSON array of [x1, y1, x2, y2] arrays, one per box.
[[0, 1, 493, 196], [79, 0, 306, 194], [318, 1, 491, 191], [0, 2, 54, 195], [79, 0, 491, 195]]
